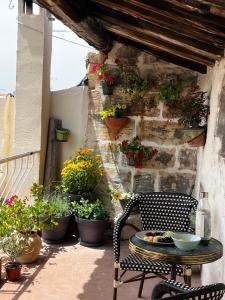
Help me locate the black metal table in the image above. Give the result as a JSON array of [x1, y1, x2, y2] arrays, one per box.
[[129, 235, 223, 285]]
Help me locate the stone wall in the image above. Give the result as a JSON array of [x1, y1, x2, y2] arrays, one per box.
[[85, 44, 200, 217]]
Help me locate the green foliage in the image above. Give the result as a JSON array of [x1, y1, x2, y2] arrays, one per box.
[[0, 231, 29, 262], [72, 199, 109, 220], [61, 149, 104, 195], [117, 61, 150, 102], [156, 80, 182, 104], [99, 103, 128, 119], [178, 91, 209, 128]]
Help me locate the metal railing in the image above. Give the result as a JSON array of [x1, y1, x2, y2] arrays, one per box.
[[0, 150, 40, 202]]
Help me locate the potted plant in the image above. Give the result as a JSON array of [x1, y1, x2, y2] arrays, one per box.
[[99, 103, 129, 138], [119, 137, 158, 168], [177, 91, 209, 146], [92, 63, 114, 95], [61, 148, 105, 201], [0, 231, 28, 281], [110, 186, 133, 210], [72, 199, 109, 247], [31, 185, 72, 244], [115, 58, 150, 102], [55, 128, 70, 142], [156, 80, 182, 105], [0, 195, 42, 264]]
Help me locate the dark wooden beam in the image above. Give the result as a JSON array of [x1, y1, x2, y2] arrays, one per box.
[[113, 35, 207, 73], [92, 0, 225, 48], [163, 0, 211, 14], [194, 0, 225, 8], [103, 22, 214, 66], [91, 6, 223, 60], [36, 0, 112, 52]]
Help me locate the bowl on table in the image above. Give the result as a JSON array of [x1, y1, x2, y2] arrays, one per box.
[[172, 233, 201, 251]]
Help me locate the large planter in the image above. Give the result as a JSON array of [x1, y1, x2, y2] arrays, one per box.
[[16, 233, 42, 264], [75, 216, 108, 247], [42, 214, 71, 244], [104, 117, 129, 138], [101, 81, 113, 95], [5, 262, 22, 281]]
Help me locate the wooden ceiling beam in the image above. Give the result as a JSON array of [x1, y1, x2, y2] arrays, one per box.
[[36, 0, 112, 52], [103, 22, 215, 66], [194, 0, 225, 8], [93, 8, 223, 60], [113, 35, 207, 73], [162, 0, 211, 14], [92, 0, 225, 48]]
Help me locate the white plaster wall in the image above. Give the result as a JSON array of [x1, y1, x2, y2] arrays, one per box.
[[14, 1, 52, 196], [50, 85, 89, 170], [0, 96, 7, 156], [196, 59, 225, 285]]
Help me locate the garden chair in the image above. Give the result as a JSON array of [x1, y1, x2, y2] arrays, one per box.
[[152, 279, 225, 300], [113, 192, 198, 300]]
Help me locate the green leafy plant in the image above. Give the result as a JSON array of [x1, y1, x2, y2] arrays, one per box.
[[61, 148, 104, 195], [178, 91, 209, 128], [156, 80, 182, 105], [99, 103, 128, 119], [72, 199, 109, 220], [0, 231, 29, 263], [119, 137, 158, 168], [115, 59, 150, 102]]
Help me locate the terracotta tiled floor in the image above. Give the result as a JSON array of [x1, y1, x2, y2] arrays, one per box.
[[0, 240, 201, 300]]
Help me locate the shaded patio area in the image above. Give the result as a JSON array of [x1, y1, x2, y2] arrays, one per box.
[[0, 240, 201, 300]]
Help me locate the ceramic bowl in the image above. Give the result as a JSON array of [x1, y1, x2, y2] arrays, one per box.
[[172, 233, 201, 251]]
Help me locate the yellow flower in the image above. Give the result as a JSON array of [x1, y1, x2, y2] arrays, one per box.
[[113, 191, 122, 200]]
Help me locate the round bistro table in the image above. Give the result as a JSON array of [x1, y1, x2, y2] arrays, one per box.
[[129, 235, 223, 285]]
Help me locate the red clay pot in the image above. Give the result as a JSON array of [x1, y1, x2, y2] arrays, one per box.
[[5, 262, 22, 281], [188, 130, 206, 147], [104, 117, 129, 138]]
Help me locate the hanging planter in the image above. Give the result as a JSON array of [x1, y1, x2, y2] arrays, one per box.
[[55, 128, 70, 142], [178, 128, 206, 147], [104, 117, 129, 137], [101, 81, 113, 95]]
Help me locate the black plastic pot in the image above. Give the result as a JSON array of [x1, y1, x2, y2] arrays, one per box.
[[101, 81, 113, 95], [75, 216, 108, 247], [42, 214, 71, 244]]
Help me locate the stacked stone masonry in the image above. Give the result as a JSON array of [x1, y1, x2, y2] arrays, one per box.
[[85, 45, 199, 216]]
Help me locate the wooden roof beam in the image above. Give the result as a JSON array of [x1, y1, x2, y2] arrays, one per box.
[[93, 9, 223, 60], [92, 0, 225, 48], [114, 35, 207, 73], [103, 22, 215, 66], [36, 0, 112, 52]]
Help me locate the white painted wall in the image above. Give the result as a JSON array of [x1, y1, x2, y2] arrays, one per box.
[[196, 59, 225, 285], [50, 85, 89, 170], [14, 0, 52, 196]]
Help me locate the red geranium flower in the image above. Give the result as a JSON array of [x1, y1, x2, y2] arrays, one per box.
[[106, 75, 113, 84], [98, 74, 103, 81], [125, 150, 133, 159], [134, 162, 143, 169], [7, 195, 17, 206], [122, 140, 128, 147], [135, 152, 144, 162], [92, 64, 101, 73], [115, 58, 120, 64]]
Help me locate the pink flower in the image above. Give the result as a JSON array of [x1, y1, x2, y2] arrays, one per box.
[[7, 195, 17, 206], [92, 64, 101, 73]]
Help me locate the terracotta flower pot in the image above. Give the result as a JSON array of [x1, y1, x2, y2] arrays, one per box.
[[188, 130, 206, 147], [5, 262, 22, 281], [16, 233, 42, 264], [176, 128, 206, 146], [104, 117, 129, 138]]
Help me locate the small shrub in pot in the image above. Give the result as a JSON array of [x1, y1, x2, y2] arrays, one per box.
[[72, 199, 109, 247]]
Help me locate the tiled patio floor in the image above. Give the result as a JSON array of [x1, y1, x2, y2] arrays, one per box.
[[0, 240, 201, 300]]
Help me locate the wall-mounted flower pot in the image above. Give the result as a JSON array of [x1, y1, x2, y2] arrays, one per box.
[[101, 81, 113, 95], [178, 128, 206, 147], [104, 117, 129, 138], [55, 128, 70, 142], [5, 262, 22, 281]]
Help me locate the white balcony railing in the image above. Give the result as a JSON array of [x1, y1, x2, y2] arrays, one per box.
[[0, 150, 40, 202]]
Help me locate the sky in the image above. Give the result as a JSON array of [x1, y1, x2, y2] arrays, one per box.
[[0, 1, 94, 93]]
